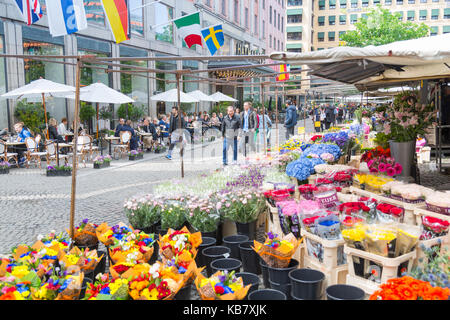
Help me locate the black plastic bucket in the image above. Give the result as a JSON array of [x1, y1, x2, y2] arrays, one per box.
[[223, 235, 249, 260], [248, 289, 287, 300], [259, 258, 270, 288], [289, 268, 325, 300], [269, 279, 292, 300], [267, 259, 299, 285], [94, 250, 107, 278], [75, 242, 99, 252], [142, 223, 158, 234], [211, 258, 242, 274], [195, 237, 216, 268], [148, 239, 159, 264], [201, 229, 219, 241], [174, 283, 192, 300], [83, 270, 95, 281], [236, 272, 260, 300], [326, 284, 366, 300], [239, 241, 262, 275], [80, 277, 93, 300], [236, 220, 257, 240], [202, 246, 232, 277]]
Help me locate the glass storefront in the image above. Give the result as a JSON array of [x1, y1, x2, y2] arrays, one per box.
[[0, 35, 8, 131], [154, 2, 174, 43], [23, 35, 67, 124], [155, 55, 177, 115], [84, 0, 105, 26], [130, 0, 144, 36]]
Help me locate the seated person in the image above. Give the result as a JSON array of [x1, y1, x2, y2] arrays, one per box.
[[158, 116, 170, 139], [0, 128, 8, 141], [48, 118, 65, 143], [122, 120, 139, 151], [114, 118, 126, 137], [210, 113, 221, 130], [140, 117, 158, 151], [14, 122, 33, 166], [58, 118, 70, 138]]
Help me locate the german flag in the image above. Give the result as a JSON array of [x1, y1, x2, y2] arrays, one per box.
[[276, 64, 290, 82], [101, 0, 130, 43]]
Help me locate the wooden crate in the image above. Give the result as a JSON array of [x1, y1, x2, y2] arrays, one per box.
[[344, 245, 417, 295], [349, 186, 420, 225]]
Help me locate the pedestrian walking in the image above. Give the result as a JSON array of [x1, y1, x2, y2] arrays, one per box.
[[166, 106, 186, 160], [239, 101, 257, 157], [284, 100, 298, 140], [221, 106, 241, 166]]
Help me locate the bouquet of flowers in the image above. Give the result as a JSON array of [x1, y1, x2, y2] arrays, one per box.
[[0, 266, 42, 300], [361, 146, 391, 164], [253, 232, 300, 268], [376, 203, 404, 223], [85, 273, 129, 300], [93, 155, 112, 165], [322, 131, 350, 150], [194, 270, 250, 300], [370, 276, 449, 300], [298, 184, 318, 200], [409, 245, 450, 289], [38, 231, 71, 251], [419, 216, 449, 240], [276, 200, 303, 237], [59, 247, 103, 273], [69, 219, 99, 247], [31, 267, 84, 300], [158, 227, 202, 266], [367, 155, 403, 177], [96, 222, 134, 247], [108, 231, 156, 265]]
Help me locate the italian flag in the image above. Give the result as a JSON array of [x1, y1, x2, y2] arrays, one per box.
[[174, 12, 202, 48]]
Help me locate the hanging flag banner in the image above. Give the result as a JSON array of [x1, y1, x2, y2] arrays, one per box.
[[276, 64, 290, 82], [46, 0, 88, 37], [13, 0, 43, 25], [174, 12, 202, 48], [201, 25, 224, 56], [101, 0, 131, 44]]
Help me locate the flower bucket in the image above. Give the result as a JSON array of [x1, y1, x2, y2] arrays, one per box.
[[389, 140, 416, 177], [267, 258, 299, 285], [201, 229, 219, 242], [210, 258, 242, 274], [80, 277, 93, 300], [223, 234, 249, 260], [93, 161, 110, 169], [202, 246, 231, 277], [174, 283, 192, 300], [239, 241, 262, 275], [326, 284, 365, 300], [289, 268, 325, 300], [149, 239, 159, 264], [142, 224, 158, 234], [94, 250, 107, 278], [235, 220, 257, 240], [83, 270, 95, 282], [195, 237, 217, 268], [248, 288, 286, 300], [269, 279, 292, 300], [236, 272, 260, 300], [259, 258, 270, 288]]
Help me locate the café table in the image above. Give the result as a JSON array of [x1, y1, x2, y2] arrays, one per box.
[[104, 136, 120, 156]]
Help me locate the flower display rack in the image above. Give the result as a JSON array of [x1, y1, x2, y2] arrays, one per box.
[[301, 229, 348, 286], [349, 186, 419, 225], [94, 161, 111, 169], [344, 245, 417, 295]]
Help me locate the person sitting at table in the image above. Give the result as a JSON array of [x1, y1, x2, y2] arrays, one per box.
[[48, 118, 65, 143], [122, 120, 139, 151], [14, 122, 33, 166], [0, 128, 7, 141], [58, 118, 70, 138], [140, 117, 158, 151], [158, 116, 170, 140], [210, 113, 221, 130], [114, 118, 126, 137]]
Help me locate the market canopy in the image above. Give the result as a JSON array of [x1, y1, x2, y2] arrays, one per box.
[[269, 33, 450, 90], [187, 90, 217, 102], [150, 88, 199, 103], [209, 91, 238, 102], [1, 78, 75, 100], [62, 82, 135, 104]]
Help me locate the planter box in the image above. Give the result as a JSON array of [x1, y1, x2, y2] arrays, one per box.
[[128, 154, 144, 161], [344, 245, 417, 295], [0, 168, 10, 174], [94, 161, 111, 169], [46, 170, 72, 177], [154, 147, 167, 154]]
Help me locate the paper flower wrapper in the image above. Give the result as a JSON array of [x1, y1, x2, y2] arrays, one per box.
[[394, 224, 420, 257], [253, 233, 299, 268], [67, 223, 98, 246], [194, 270, 251, 300], [31, 268, 84, 300], [158, 226, 202, 262], [95, 222, 129, 247], [13, 241, 64, 269], [59, 246, 104, 272], [108, 246, 154, 266], [365, 225, 397, 257]]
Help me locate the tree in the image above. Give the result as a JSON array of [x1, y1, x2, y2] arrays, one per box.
[[340, 6, 430, 47], [13, 101, 48, 135]]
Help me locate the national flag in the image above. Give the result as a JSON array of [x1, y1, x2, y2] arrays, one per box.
[[201, 25, 224, 56], [13, 0, 43, 25], [276, 64, 290, 82], [174, 12, 202, 48], [101, 0, 131, 44], [46, 0, 88, 37]]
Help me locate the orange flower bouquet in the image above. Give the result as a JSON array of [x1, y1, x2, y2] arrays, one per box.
[[59, 246, 103, 273], [67, 219, 99, 247], [194, 270, 251, 300], [370, 276, 450, 300], [253, 232, 300, 268], [110, 261, 151, 280], [158, 227, 202, 265]]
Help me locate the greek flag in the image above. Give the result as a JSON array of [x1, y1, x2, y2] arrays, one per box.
[[46, 0, 88, 37], [13, 0, 43, 25]]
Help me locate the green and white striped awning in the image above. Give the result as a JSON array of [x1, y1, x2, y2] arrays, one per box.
[[329, 0, 337, 5], [340, 15, 347, 22], [287, 8, 303, 15], [318, 32, 325, 38], [430, 26, 438, 34], [319, 0, 326, 6], [329, 15, 336, 22], [340, 0, 347, 4], [407, 11, 415, 18], [287, 26, 303, 33], [350, 14, 358, 21], [328, 31, 335, 37], [286, 43, 303, 49], [431, 9, 439, 17], [318, 16, 325, 22], [420, 10, 427, 17], [443, 26, 450, 33], [445, 8, 450, 15]]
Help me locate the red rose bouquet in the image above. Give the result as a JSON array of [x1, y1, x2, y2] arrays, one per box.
[[376, 203, 404, 223], [420, 216, 450, 240]]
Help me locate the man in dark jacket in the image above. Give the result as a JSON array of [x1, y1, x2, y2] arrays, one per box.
[[325, 104, 336, 130], [239, 101, 257, 156], [166, 107, 186, 160], [122, 120, 139, 151], [221, 106, 241, 166], [284, 100, 298, 139], [114, 118, 126, 137]]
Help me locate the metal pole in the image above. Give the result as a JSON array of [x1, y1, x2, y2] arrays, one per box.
[[275, 87, 279, 153], [69, 58, 82, 239], [42, 93, 49, 140], [176, 72, 184, 178], [261, 83, 267, 155]]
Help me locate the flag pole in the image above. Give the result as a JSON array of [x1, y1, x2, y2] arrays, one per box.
[[150, 11, 201, 30]]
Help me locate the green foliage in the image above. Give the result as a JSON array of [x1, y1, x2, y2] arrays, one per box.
[[374, 132, 390, 149], [186, 207, 220, 233], [340, 6, 431, 47], [13, 100, 48, 135], [125, 201, 161, 230], [117, 103, 145, 122], [220, 192, 267, 224], [211, 101, 232, 115], [409, 245, 450, 288], [160, 201, 187, 230], [99, 107, 113, 120], [79, 102, 96, 123]]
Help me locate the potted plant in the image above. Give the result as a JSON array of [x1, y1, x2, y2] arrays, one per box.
[[154, 145, 167, 154], [0, 161, 11, 174], [128, 149, 144, 161], [46, 164, 72, 177], [93, 155, 112, 169], [380, 91, 436, 177], [124, 196, 162, 234], [160, 200, 188, 233], [185, 197, 221, 240], [219, 189, 267, 240]]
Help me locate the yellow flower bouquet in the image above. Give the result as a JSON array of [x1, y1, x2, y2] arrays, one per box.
[[194, 269, 251, 300], [253, 232, 300, 268], [158, 227, 202, 265], [59, 246, 103, 273]]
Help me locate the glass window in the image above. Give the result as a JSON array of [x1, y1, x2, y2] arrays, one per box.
[[182, 61, 199, 100], [288, 14, 302, 23], [419, 10, 427, 20], [245, 7, 249, 28], [23, 40, 66, 123], [396, 0, 403, 4], [340, 0, 347, 7], [340, 15, 346, 24], [130, 0, 144, 36], [318, 16, 325, 26], [329, 15, 336, 25], [420, 0, 427, 2], [385, 0, 392, 4], [0, 36, 7, 131], [154, 3, 173, 43], [84, 0, 105, 25], [362, 0, 369, 6], [78, 50, 110, 87], [287, 32, 302, 40], [235, 0, 239, 23], [288, 0, 303, 5], [120, 59, 149, 118], [254, 15, 258, 34], [222, 0, 227, 15], [445, 8, 450, 19], [431, 9, 439, 19], [351, 0, 358, 7], [328, 32, 335, 41]]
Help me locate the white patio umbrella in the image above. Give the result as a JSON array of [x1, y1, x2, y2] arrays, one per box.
[[62, 82, 135, 139], [151, 88, 199, 103], [1, 78, 75, 139], [209, 91, 237, 102], [187, 90, 216, 115]]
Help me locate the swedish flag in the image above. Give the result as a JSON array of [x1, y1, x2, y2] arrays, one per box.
[[201, 25, 224, 56]]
